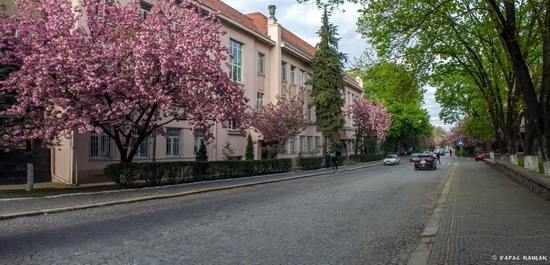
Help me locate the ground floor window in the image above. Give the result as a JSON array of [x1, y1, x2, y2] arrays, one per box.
[[90, 131, 111, 159], [166, 128, 180, 157]]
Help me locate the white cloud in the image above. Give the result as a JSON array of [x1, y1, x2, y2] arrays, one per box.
[[217, 0, 452, 131]]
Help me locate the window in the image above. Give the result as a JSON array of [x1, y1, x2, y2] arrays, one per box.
[[166, 128, 180, 157], [257, 52, 265, 74], [281, 61, 287, 81], [300, 136, 307, 153], [314, 137, 320, 153], [307, 73, 312, 91], [140, 1, 152, 19], [229, 39, 242, 82], [307, 104, 313, 121], [299, 70, 305, 87], [90, 130, 111, 159], [228, 120, 239, 131], [257, 92, 264, 110], [289, 137, 296, 153], [280, 142, 287, 154], [290, 66, 296, 84], [194, 132, 204, 154], [132, 129, 148, 157]]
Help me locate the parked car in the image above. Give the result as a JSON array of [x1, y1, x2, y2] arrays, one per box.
[[475, 153, 485, 161], [384, 155, 400, 165], [414, 153, 437, 170], [409, 153, 420, 162]]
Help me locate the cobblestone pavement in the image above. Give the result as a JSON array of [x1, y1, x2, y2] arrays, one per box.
[[0, 162, 450, 264], [428, 159, 550, 265]]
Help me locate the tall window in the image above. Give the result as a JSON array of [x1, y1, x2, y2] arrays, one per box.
[[299, 70, 305, 87], [290, 66, 296, 84], [307, 104, 313, 121], [307, 73, 312, 91], [257, 92, 264, 109], [289, 137, 296, 153], [132, 129, 148, 157], [281, 61, 287, 81], [314, 137, 320, 153], [229, 40, 242, 82], [194, 132, 204, 154], [166, 128, 180, 157], [90, 131, 111, 159], [300, 136, 307, 153], [307, 136, 313, 153], [257, 52, 265, 74], [140, 1, 152, 19]]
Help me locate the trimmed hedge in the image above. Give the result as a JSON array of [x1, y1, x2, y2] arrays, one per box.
[[104, 159, 292, 188], [349, 153, 384, 162], [296, 155, 346, 170], [296, 156, 325, 170]]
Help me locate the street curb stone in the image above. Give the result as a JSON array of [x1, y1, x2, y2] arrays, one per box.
[[407, 163, 456, 265]]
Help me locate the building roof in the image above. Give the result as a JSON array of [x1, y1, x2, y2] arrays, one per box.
[[199, 0, 316, 57]]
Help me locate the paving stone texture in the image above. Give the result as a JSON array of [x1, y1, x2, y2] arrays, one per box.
[[428, 159, 550, 265], [0, 163, 449, 264]]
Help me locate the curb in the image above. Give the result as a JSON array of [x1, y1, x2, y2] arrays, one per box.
[[1, 163, 382, 220], [408, 163, 456, 265]]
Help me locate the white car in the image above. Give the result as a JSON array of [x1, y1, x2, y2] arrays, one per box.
[[383, 155, 400, 165]]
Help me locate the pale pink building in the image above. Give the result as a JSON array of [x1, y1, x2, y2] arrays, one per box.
[[8, 0, 364, 184]]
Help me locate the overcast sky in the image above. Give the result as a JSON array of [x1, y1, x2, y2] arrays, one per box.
[[221, 0, 451, 131]]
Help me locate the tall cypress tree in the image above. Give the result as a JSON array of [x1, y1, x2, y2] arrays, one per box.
[[309, 8, 346, 153]]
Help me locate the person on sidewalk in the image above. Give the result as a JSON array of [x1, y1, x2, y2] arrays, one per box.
[[437, 152, 441, 164], [325, 153, 331, 169], [332, 154, 338, 170]]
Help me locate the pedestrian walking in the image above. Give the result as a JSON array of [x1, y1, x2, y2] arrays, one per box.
[[437, 152, 441, 164], [325, 153, 331, 169], [332, 155, 338, 170]]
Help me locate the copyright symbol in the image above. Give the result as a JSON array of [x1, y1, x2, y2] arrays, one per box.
[[492, 255, 498, 260]]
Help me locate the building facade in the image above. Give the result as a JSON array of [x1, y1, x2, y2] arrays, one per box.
[[3, 0, 363, 185]]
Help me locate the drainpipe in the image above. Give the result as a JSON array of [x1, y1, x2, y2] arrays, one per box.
[[70, 129, 78, 186]]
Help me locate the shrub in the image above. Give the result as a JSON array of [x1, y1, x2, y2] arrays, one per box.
[[195, 140, 208, 161], [349, 153, 384, 162], [296, 155, 325, 170], [245, 134, 254, 160], [104, 158, 292, 188]]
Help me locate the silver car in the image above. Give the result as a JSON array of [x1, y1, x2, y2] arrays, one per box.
[[383, 155, 400, 165]]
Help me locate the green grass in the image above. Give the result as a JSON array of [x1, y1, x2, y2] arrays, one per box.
[[0, 184, 121, 199], [516, 156, 544, 174]]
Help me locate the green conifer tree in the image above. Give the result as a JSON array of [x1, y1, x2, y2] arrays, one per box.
[[195, 140, 208, 161], [308, 8, 346, 153], [245, 134, 254, 160]]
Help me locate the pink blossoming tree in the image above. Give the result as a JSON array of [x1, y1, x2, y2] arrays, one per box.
[[250, 95, 308, 158], [346, 97, 391, 154], [0, 0, 248, 162]]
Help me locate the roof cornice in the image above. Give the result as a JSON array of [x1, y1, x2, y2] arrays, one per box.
[[199, 4, 276, 47]]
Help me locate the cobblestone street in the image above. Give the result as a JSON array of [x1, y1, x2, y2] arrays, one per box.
[[1, 163, 449, 264], [428, 159, 550, 264], [1, 158, 549, 264]]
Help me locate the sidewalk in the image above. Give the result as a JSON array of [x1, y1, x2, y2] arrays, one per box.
[[0, 161, 382, 220]]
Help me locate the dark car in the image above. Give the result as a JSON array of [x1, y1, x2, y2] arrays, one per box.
[[475, 153, 485, 161], [409, 153, 420, 162], [414, 153, 437, 170]]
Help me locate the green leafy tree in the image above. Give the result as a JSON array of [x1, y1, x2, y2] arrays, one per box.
[[195, 140, 208, 161], [362, 61, 432, 152], [308, 8, 346, 153], [245, 134, 254, 160]]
